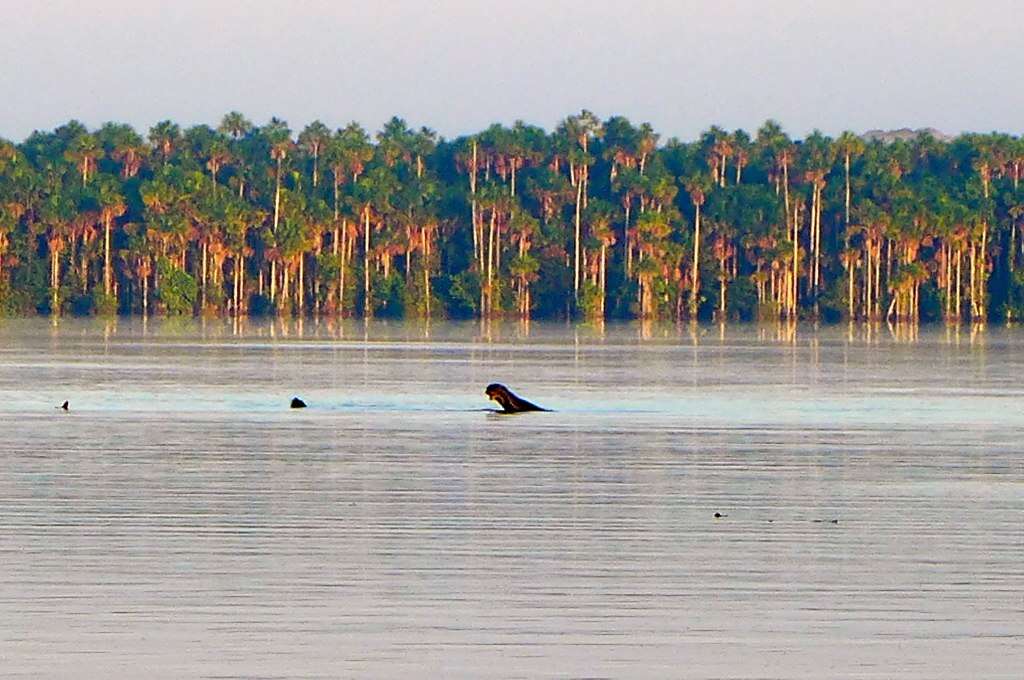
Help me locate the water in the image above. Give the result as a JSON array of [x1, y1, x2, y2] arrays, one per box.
[[1, 318, 1021, 679]]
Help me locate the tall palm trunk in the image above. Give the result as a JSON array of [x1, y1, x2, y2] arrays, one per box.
[[470, 140, 479, 269], [273, 158, 282, 233], [363, 207, 372, 318], [297, 254, 304, 314], [944, 244, 951, 320], [487, 209, 497, 317], [623, 200, 632, 277], [813, 184, 822, 297], [847, 261, 854, 318], [103, 214, 113, 296], [339, 219, 347, 315], [200, 241, 209, 312], [719, 272, 727, 316], [874, 243, 882, 319], [573, 177, 584, 301], [424, 230, 431, 320], [281, 264, 290, 311], [844, 153, 851, 227], [979, 222, 988, 319], [969, 242, 976, 318], [50, 247, 60, 314], [955, 248, 962, 319], [690, 202, 701, 318], [864, 243, 872, 319], [232, 257, 240, 314], [270, 260, 277, 303], [791, 202, 799, 318], [782, 160, 791, 230]]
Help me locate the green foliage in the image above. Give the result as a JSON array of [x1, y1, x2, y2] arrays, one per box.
[[93, 290, 117, 316], [817, 277, 848, 322], [156, 258, 197, 315], [70, 292, 95, 316], [0, 279, 27, 316], [441, 271, 480, 318], [999, 269, 1024, 321], [249, 293, 274, 316], [919, 281, 942, 322], [375, 272, 405, 317], [1, 113, 1023, 323], [578, 280, 604, 318], [727, 277, 758, 321]]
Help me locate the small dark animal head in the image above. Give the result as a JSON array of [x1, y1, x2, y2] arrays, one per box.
[[485, 383, 514, 411], [60, 400, 69, 411], [290, 397, 307, 409]]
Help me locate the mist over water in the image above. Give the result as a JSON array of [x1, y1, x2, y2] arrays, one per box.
[[1, 319, 1021, 678]]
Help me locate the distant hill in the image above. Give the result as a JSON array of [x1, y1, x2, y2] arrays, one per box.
[[861, 127, 953, 144]]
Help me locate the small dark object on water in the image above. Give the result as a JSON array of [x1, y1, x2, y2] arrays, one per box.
[[59, 400, 69, 411], [485, 383, 549, 413], [290, 397, 307, 409], [714, 512, 728, 519]]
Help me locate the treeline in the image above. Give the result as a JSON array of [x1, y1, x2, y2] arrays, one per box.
[[1, 112, 1023, 322]]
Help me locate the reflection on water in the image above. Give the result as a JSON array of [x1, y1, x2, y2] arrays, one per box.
[[0, 319, 1021, 679]]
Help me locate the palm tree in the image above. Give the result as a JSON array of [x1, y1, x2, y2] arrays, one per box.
[[633, 211, 673, 319], [64, 134, 101, 184], [222, 200, 253, 314], [636, 123, 659, 176], [95, 176, 126, 298], [263, 118, 293, 241], [101, 123, 146, 179], [218, 112, 253, 140], [203, 139, 232, 192], [148, 120, 181, 166], [410, 127, 438, 180], [586, 200, 616, 317], [757, 120, 794, 227], [508, 210, 539, 318], [835, 131, 865, 228], [41, 195, 75, 314], [710, 220, 737, 318], [298, 121, 331, 188], [558, 110, 603, 302], [839, 247, 860, 318], [731, 129, 751, 184], [602, 115, 640, 182], [704, 127, 734, 187], [376, 117, 414, 168], [685, 174, 711, 318], [354, 166, 398, 317]]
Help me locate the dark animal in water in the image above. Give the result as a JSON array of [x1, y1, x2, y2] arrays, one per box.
[[59, 400, 69, 411], [290, 397, 307, 409], [485, 383, 548, 413]]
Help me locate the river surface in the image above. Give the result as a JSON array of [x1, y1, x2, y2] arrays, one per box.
[[0, 318, 1021, 679]]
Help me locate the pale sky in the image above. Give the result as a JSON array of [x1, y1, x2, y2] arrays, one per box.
[[1, 0, 1021, 142]]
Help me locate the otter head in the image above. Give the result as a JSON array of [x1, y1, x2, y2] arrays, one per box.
[[485, 383, 514, 411]]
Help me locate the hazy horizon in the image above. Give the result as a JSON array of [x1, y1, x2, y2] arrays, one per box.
[[2, 0, 1022, 142]]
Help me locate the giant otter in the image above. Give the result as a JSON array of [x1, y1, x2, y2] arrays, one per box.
[[485, 383, 549, 413]]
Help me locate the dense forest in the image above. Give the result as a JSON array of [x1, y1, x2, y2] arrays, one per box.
[[1, 112, 1023, 322]]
